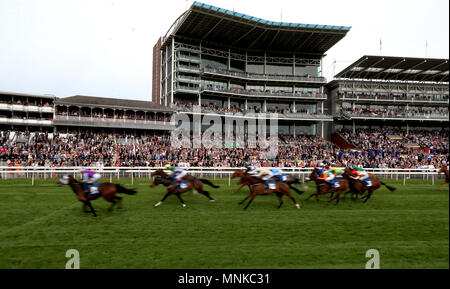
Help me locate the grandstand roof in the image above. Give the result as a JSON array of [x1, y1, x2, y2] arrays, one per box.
[[335, 55, 449, 82], [55, 95, 173, 112], [165, 1, 350, 55], [0, 91, 55, 99]]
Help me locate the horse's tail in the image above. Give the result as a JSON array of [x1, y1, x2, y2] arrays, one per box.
[[116, 184, 137, 195], [199, 179, 220, 188], [381, 182, 396, 192], [289, 184, 304, 195]]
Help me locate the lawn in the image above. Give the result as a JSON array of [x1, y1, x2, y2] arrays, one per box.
[[0, 177, 448, 269]]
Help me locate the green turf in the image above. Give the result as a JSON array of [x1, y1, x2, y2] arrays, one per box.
[[0, 178, 448, 269]]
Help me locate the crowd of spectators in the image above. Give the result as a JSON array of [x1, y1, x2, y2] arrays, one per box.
[[0, 128, 448, 169], [55, 109, 170, 122], [343, 105, 448, 118], [337, 91, 449, 102], [0, 98, 52, 107], [174, 100, 320, 116], [203, 65, 326, 82], [337, 129, 448, 169]]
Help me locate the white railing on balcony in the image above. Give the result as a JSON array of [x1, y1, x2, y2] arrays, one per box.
[[338, 94, 449, 104], [201, 86, 327, 100], [0, 103, 54, 113], [0, 117, 53, 126], [54, 115, 173, 125], [203, 66, 327, 83]]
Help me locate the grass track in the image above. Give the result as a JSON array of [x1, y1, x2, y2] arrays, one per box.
[[0, 178, 448, 269]]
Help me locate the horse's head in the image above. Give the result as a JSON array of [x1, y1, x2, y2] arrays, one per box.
[[57, 175, 74, 186], [343, 167, 353, 178], [151, 169, 167, 178], [306, 168, 320, 182], [150, 175, 163, 188], [231, 170, 244, 179]]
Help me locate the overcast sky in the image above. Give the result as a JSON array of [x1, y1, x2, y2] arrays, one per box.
[[0, 0, 448, 101]]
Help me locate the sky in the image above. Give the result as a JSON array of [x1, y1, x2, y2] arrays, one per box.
[[0, 0, 448, 101]]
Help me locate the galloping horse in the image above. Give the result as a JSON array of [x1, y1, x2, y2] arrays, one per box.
[[437, 167, 449, 190], [231, 169, 304, 195], [304, 168, 350, 205], [150, 169, 219, 207], [232, 172, 301, 210], [57, 175, 137, 217], [343, 168, 396, 203]]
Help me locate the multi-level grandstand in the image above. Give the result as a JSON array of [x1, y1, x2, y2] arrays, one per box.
[[0, 1, 448, 169], [153, 1, 350, 137]]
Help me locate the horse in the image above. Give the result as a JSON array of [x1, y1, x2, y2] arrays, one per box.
[[150, 169, 219, 207], [57, 175, 137, 217], [231, 169, 304, 195], [304, 168, 350, 205], [232, 173, 301, 210], [437, 167, 449, 190], [343, 168, 396, 203]]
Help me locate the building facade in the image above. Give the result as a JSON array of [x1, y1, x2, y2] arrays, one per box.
[[327, 55, 449, 135], [153, 1, 351, 137]]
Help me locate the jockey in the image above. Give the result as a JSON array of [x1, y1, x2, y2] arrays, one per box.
[[245, 165, 259, 176], [330, 167, 344, 178], [350, 168, 372, 188], [80, 168, 101, 196], [318, 168, 340, 189], [260, 168, 282, 188], [165, 164, 188, 187]]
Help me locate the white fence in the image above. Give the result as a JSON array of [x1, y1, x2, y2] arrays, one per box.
[[0, 166, 444, 186]]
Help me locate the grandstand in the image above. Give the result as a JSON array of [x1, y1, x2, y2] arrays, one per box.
[[0, 91, 54, 132], [0, 2, 448, 170], [327, 55, 449, 154], [153, 1, 350, 137]]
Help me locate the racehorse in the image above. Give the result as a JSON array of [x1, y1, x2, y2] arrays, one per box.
[[304, 168, 350, 205], [230, 169, 304, 195], [150, 169, 219, 207], [232, 172, 301, 210], [343, 168, 396, 203], [57, 175, 137, 217], [437, 167, 449, 190]]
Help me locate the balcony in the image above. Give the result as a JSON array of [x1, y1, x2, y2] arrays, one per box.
[[177, 75, 201, 84], [0, 103, 54, 113], [0, 117, 53, 126], [173, 105, 332, 121], [337, 94, 449, 105], [177, 55, 201, 64], [177, 65, 200, 74], [202, 66, 327, 84], [340, 112, 449, 122], [53, 115, 175, 130], [201, 86, 327, 100]]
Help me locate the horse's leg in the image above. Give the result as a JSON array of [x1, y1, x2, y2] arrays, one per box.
[[176, 193, 187, 208], [363, 189, 374, 203], [114, 196, 123, 209], [82, 202, 90, 213], [285, 192, 300, 209], [305, 192, 316, 201], [85, 201, 96, 217], [238, 194, 250, 205], [108, 198, 117, 211], [154, 191, 172, 207], [275, 193, 283, 209], [197, 190, 215, 202], [233, 183, 245, 194], [334, 191, 343, 206], [243, 193, 257, 210], [437, 181, 446, 190]]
